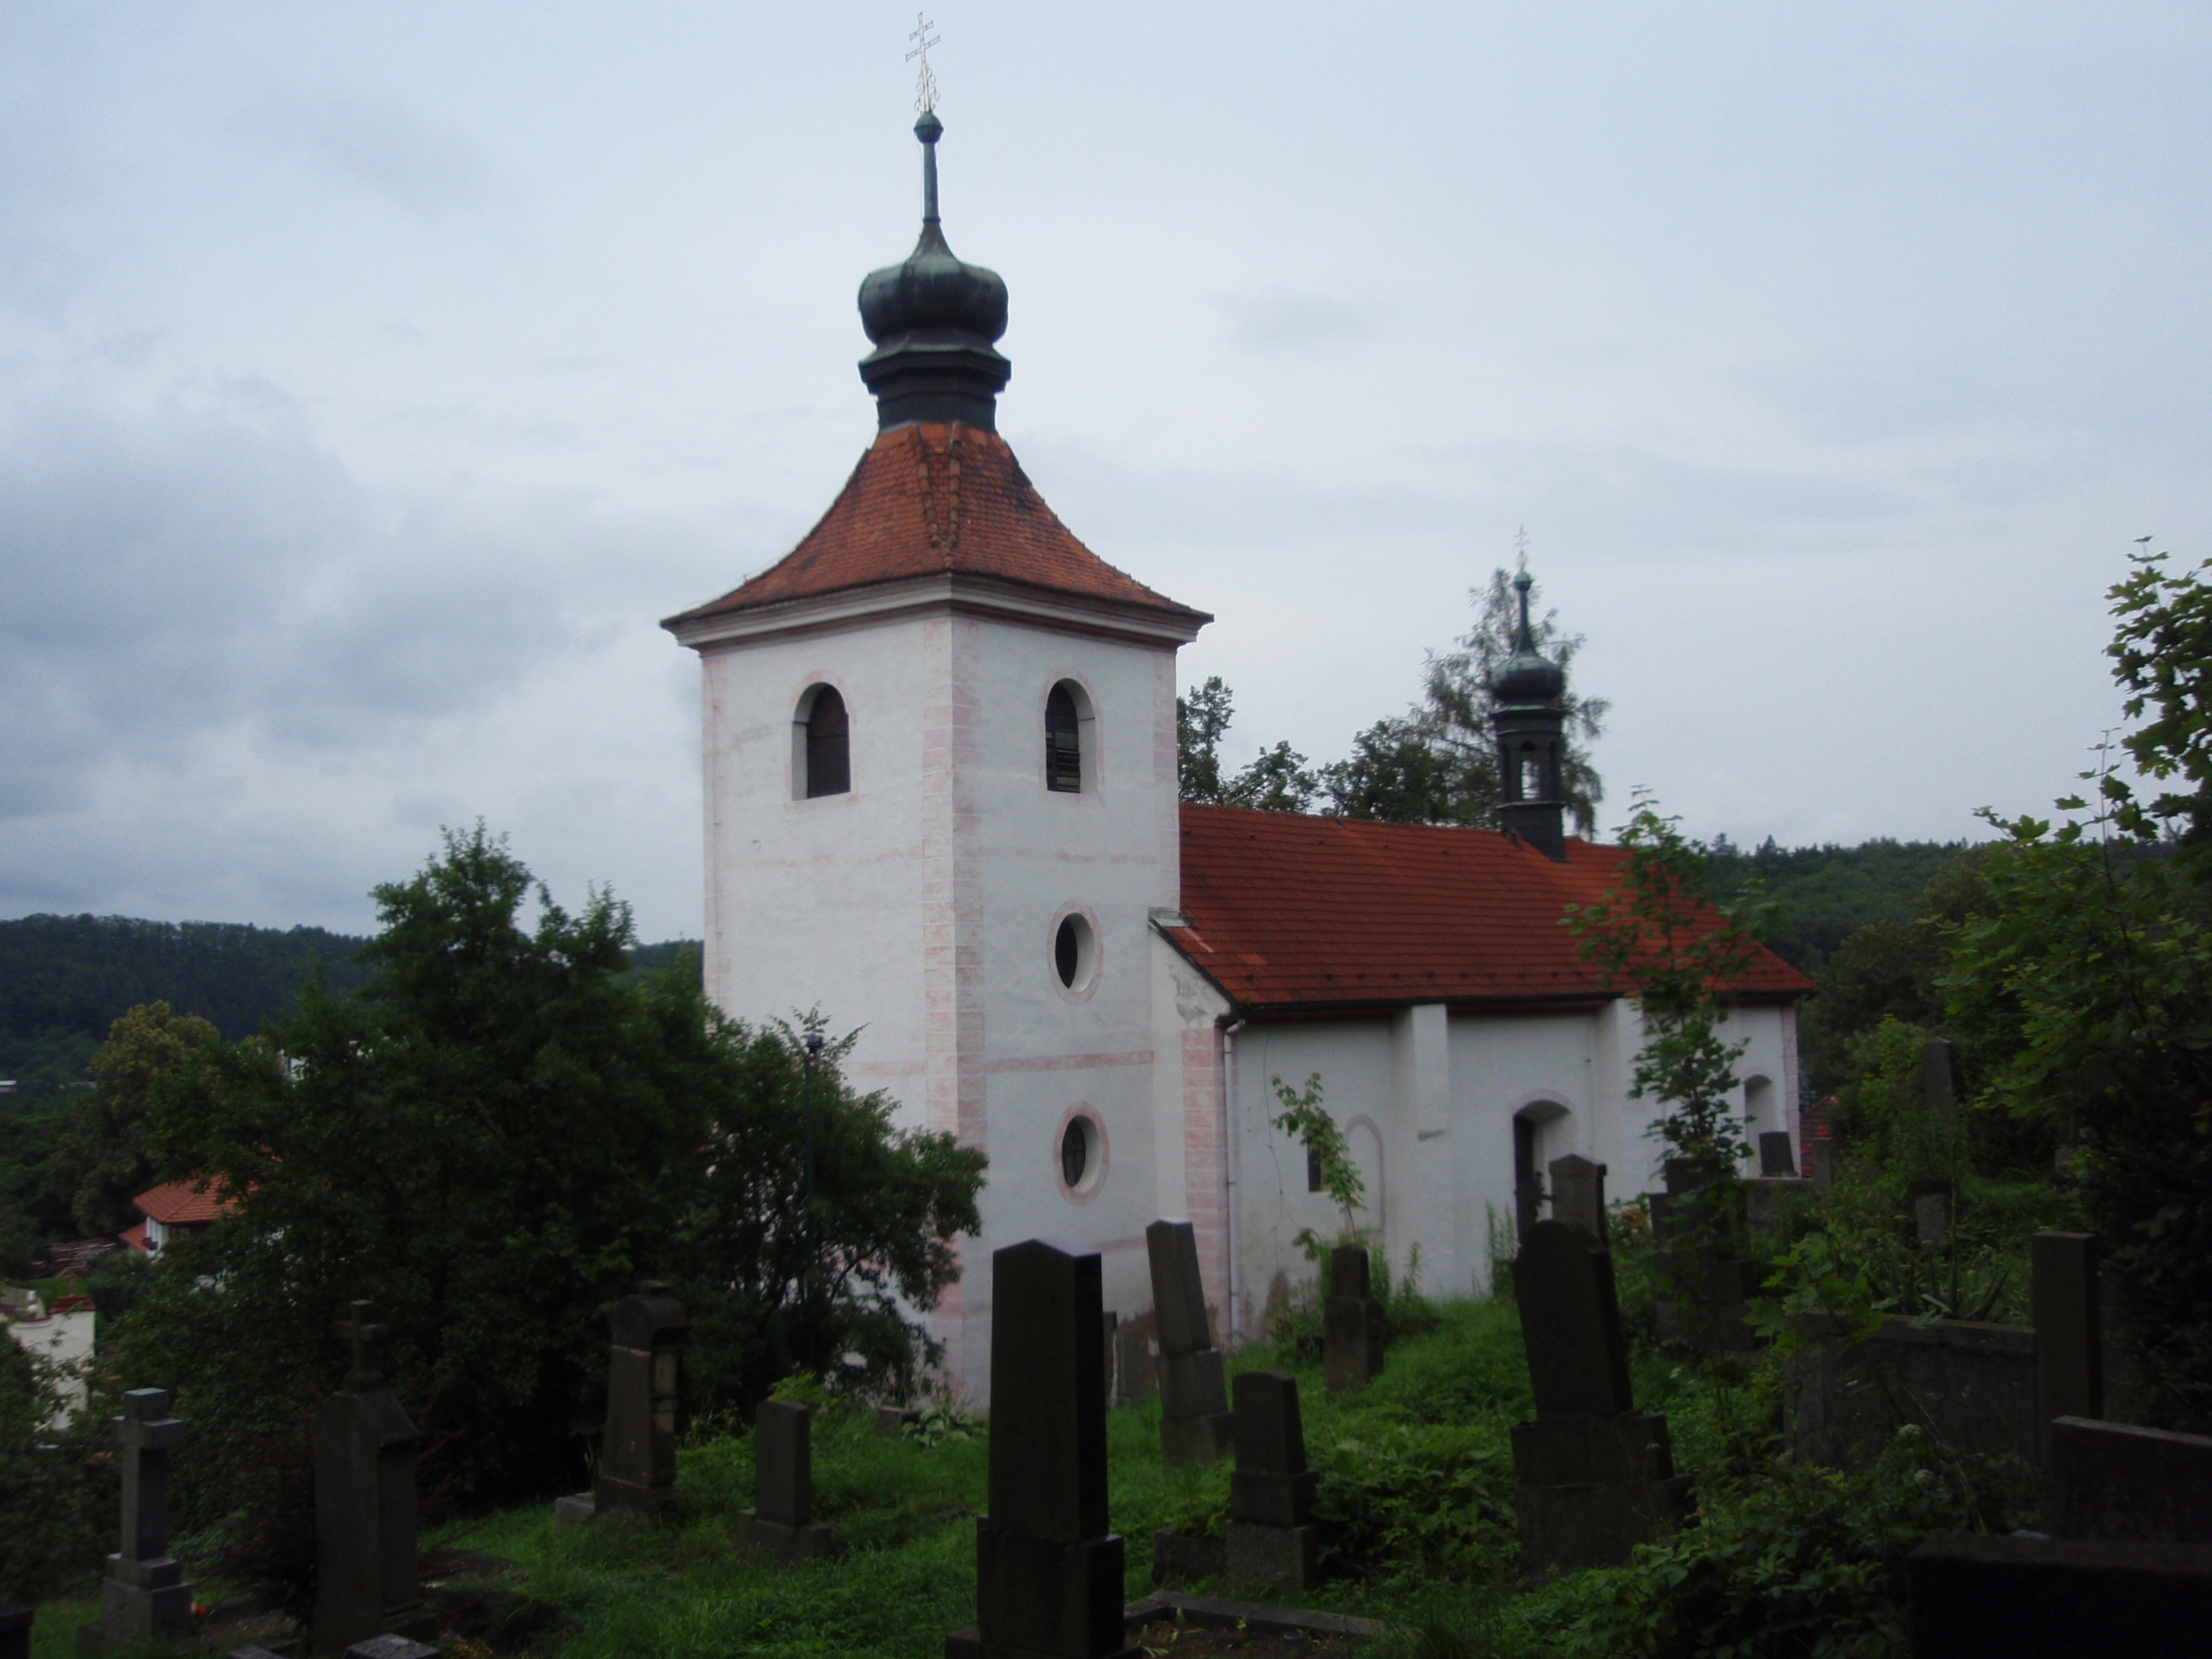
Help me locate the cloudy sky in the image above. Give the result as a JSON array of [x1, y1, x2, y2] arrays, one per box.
[[1, 3, 2206, 940]]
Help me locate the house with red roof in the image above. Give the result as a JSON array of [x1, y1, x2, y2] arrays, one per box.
[[664, 110, 1810, 1398], [123, 1176, 238, 1256]]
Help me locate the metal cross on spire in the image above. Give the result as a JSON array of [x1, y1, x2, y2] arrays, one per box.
[[907, 12, 942, 114]]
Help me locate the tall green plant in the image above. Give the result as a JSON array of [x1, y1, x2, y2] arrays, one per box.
[[1271, 1071, 1365, 1260], [1566, 794, 1766, 1180]]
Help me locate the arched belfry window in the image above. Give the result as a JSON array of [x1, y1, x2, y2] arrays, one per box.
[[795, 685, 850, 799], [1045, 679, 1092, 793]]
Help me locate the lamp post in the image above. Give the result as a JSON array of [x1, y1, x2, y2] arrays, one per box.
[[801, 1030, 825, 1370]]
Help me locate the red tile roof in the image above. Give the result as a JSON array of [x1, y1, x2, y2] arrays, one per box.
[[663, 423, 1209, 629], [1170, 804, 1813, 1014], [133, 1177, 238, 1228]]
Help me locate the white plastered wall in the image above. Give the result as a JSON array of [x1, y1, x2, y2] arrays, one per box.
[[694, 603, 1184, 1396]]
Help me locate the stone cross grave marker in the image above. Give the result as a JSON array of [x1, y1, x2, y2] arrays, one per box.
[[1547, 1154, 1607, 1241], [1757, 1132, 1797, 1178], [312, 1302, 433, 1658], [1322, 1244, 1385, 1396], [595, 1280, 689, 1524], [1226, 1370, 1319, 1594], [737, 1399, 837, 1561], [946, 1239, 1138, 1659], [1145, 1220, 1231, 1463], [76, 1388, 192, 1655], [1509, 1220, 1686, 1573]]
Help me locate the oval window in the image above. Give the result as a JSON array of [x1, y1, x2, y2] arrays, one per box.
[[1053, 912, 1097, 992], [1061, 1119, 1089, 1187]]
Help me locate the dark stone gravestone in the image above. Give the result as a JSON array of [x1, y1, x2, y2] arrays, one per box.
[[1322, 1245, 1385, 1397], [2051, 1416, 2212, 1545], [312, 1303, 434, 1658], [1907, 1532, 2212, 1655], [2030, 1231, 2100, 1464], [1757, 1132, 1797, 1177], [1808, 1135, 1837, 1192], [878, 1406, 922, 1437], [1224, 1370, 1319, 1595], [0, 1605, 27, 1659], [1145, 1221, 1231, 1464], [1509, 1220, 1686, 1573], [595, 1281, 688, 1524], [1112, 1321, 1153, 1405], [1547, 1155, 1606, 1241], [1649, 1164, 1755, 1354], [76, 1388, 193, 1655], [1912, 1179, 1955, 1251], [946, 1239, 1139, 1659], [1745, 1176, 1815, 1238], [737, 1399, 837, 1562]]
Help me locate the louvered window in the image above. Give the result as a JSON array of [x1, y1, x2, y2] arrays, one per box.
[[1046, 683, 1082, 793]]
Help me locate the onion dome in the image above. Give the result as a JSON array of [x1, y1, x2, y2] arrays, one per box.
[[857, 112, 1012, 431], [1490, 569, 1566, 704]]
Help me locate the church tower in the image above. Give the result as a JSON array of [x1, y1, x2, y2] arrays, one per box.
[[1490, 569, 1570, 860], [662, 113, 1210, 1390]]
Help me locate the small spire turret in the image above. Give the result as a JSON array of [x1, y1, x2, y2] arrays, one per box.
[[1490, 559, 1570, 861]]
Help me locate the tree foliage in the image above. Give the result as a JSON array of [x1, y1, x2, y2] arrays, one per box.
[[45, 1001, 220, 1236], [1940, 547, 2212, 1430], [1175, 565, 1606, 829], [1567, 796, 1766, 1179], [124, 826, 984, 1512], [1269, 1071, 1364, 1257]]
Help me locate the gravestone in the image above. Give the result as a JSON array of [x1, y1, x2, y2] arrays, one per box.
[[1907, 1532, 2212, 1655], [1808, 1135, 1837, 1192], [945, 1239, 1138, 1659], [2031, 1232, 2100, 1465], [1, 1605, 27, 1659], [1322, 1245, 1385, 1396], [1145, 1220, 1231, 1464], [1547, 1155, 1607, 1241], [1650, 1163, 1755, 1354], [2051, 1416, 2212, 1544], [1912, 1179, 1955, 1251], [1757, 1132, 1797, 1177], [76, 1388, 193, 1655], [1225, 1370, 1319, 1594], [877, 1406, 922, 1437], [737, 1399, 837, 1561], [312, 1303, 433, 1658], [1509, 1220, 1686, 1573], [595, 1281, 689, 1523]]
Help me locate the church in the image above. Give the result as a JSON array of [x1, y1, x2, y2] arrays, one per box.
[[662, 110, 1812, 1395]]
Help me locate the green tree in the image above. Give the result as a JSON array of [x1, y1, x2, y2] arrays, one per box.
[[46, 1002, 220, 1236], [1269, 1071, 1364, 1258], [1177, 678, 1321, 812], [1323, 565, 1610, 832], [1941, 547, 2212, 1429], [127, 826, 984, 1511], [1567, 796, 1766, 1179]]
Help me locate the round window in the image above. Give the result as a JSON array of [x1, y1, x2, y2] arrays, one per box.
[[1057, 1111, 1105, 1198], [1053, 911, 1097, 992]]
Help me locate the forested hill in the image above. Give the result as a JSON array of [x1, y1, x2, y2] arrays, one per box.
[[0, 915, 372, 1085], [1705, 837, 1984, 974], [0, 914, 706, 1088]]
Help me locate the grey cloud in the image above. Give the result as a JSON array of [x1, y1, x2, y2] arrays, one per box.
[[251, 79, 501, 221]]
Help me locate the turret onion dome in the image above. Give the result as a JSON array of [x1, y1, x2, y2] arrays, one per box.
[[1490, 568, 1566, 704], [855, 111, 1012, 431]]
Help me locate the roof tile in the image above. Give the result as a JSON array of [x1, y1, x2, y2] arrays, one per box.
[[665, 423, 1208, 626], [1172, 804, 1812, 1012]]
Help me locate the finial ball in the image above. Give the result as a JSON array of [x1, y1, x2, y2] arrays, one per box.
[[914, 109, 943, 144]]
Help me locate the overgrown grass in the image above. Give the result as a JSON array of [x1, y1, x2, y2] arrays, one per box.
[[29, 1272, 2033, 1659]]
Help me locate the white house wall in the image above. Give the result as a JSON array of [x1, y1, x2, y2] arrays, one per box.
[[1218, 997, 1802, 1319]]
